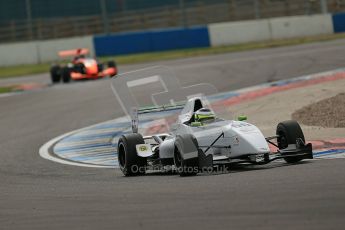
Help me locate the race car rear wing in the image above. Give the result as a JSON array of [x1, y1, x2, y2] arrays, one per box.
[[58, 48, 89, 58]]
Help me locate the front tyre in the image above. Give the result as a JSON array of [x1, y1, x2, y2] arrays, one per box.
[[62, 67, 71, 83], [276, 120, 305, 164], [50, 65, 61, 83], [117, 134, 147, 176], [107, 60, 117, 77], [174, 134, 199, 177]]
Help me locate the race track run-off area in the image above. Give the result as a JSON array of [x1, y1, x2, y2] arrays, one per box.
[[40, 68, 345, 168]]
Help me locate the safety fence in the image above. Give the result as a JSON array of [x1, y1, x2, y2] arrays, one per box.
[[0, 0, 344, 43]]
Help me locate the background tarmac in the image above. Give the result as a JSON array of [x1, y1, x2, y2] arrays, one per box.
[[1, 39, 345, 229]]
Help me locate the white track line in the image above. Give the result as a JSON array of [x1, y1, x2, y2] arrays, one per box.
[[38, 120, 123, 168]]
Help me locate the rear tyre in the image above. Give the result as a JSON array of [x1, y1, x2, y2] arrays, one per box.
[[174, 134, 199, 177], [107, 60, 117, 77], [97, 64, 104, 73], [276, 120, 305, 164], [62, 67, 71, 83], [107, 60, 116, 68], [50, 65, 61, 83], [118, 134, 147, 176]]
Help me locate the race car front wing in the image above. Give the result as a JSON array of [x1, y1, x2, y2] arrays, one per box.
[[198, 137, 313, 168]]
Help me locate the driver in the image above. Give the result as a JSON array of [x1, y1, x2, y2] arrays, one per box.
[[72, 49, 86, 64], [193, 108, 216, 124]]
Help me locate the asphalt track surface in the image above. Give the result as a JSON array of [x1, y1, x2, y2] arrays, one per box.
[[1, 40, 345, 229]]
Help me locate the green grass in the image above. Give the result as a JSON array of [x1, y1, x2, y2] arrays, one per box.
[[0, 63, 50, 79], [2, 32, 345, 79], [0, 86, 16, 94]]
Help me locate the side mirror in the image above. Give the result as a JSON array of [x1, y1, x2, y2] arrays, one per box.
[[238, 115, 247, 121]]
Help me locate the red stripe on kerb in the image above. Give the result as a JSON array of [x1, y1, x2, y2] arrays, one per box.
[[309, 141, 326, 149], [328, 138, 345, 144], [218, 72, 345, 107], [13, 83, 46, 91]]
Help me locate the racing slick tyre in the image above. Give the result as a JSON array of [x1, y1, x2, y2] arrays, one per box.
[[107, 60, 116, 68], [50, 65, 61, 83], [97, 64, 104, 73], [62, 67, 71, 83], [174, 134, 199, 177], [118, 134, 147, 176], [107, 60, 117, 77], [276, 120, 305, 164]]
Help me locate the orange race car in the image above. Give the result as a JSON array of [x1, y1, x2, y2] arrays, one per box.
[[50, 48, 117, 84]]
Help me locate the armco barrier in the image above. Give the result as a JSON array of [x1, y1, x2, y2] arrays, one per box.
[[0, 41, 40, 66], [93, 31, 152, 56], [93, 26, 210, 56], [150, 27, 210, 52], [208, 14, 334, 47], [208, 19, 271, 46], [38, 36, 95, 62], [332, 13, 345, 33], [270, 14, 333, 40], [0, 36, 94, 67]]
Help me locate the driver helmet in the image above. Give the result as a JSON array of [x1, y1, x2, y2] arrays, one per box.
[[194, 108, 215, 122]]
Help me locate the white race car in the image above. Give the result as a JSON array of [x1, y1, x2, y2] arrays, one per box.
[[112, 66, 313, 176]]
